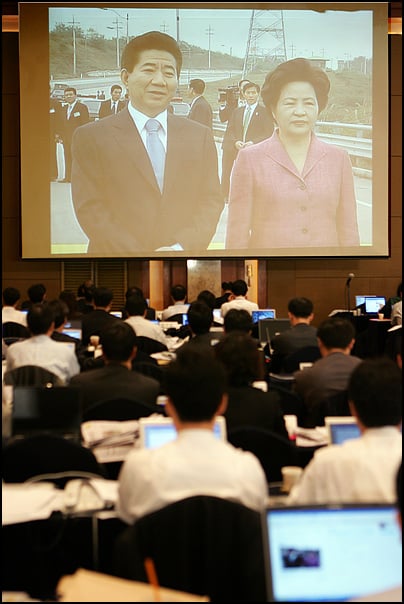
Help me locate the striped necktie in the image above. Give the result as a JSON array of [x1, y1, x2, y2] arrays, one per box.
[[145, 118, 165, 192]]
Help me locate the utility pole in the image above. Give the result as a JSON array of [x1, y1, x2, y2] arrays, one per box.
[[206, 25, 214, 69], [67, 16, 79, 76]]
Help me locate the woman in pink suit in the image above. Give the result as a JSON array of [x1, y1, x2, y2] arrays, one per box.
[[225, 58, 360, 252]]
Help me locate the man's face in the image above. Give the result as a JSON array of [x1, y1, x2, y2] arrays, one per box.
[[243, 86, 259, 106], [111, 88, 122, 101], [64, 90, 76, 105], [121, 49, 178, 117]]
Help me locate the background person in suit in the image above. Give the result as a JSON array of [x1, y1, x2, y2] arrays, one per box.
[[69, 321, 160, 412], [98, 84, 126, 119], [71, 31, 223, 254], [187, 78, 212, 129], [80, 286, 120, 347], [221, 81, 273, 200], [60, 87, 89, 182], [226, 58, 360, 250]]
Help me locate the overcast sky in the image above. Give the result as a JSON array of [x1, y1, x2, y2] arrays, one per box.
[[49, 6, 376, 67]]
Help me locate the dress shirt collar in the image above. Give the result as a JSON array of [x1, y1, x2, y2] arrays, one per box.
[[127, 104, 168, 149]]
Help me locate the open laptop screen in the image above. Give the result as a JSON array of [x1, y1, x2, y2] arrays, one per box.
[[262, 504, 402, 602], [258, 319, 290, 344], [324, 416, 361, 445], [138, 416, 227, 449], [252, 309, 277, 323], [364, 296, 386, 314]]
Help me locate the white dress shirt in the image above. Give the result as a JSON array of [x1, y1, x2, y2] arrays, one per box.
[[287, 427, 402, 505], [117, 428, 268, 524], [5, 334, 80, 384], [2, 306, 27, 327], [125, 315, 169, 346], [221, 296, 259, 317]]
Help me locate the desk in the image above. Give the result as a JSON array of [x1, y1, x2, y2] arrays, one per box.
[[353, 317, 392, 358]]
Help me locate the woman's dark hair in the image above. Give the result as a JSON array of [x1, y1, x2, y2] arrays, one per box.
[[261, 57, 330, 114]]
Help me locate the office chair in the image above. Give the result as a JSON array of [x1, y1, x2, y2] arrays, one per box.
[[2, 321, 30, 339], [310, 390, 351, 427], [136, 335, 168, 355], [282, 345, 321, 374], [4, 365, 64, 387], [113, 495, 267, 602], [81, 397, 165, 423]]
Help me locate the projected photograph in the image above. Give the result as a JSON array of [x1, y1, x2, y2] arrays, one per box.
[[18, 3, 388, 260]]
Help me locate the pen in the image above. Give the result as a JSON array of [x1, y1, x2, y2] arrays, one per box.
[[144, 556, 161, 602]]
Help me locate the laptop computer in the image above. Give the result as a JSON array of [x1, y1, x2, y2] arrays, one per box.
[[12, 386, 82, 441], [61, 327, 82, 340], [262, 503, 402, 602], [138, 415, 227, 449], [324, 416, 360, 445], [364, 296, 386, 314], [258, 319, 290, 345], [252, 309, 277, 323]]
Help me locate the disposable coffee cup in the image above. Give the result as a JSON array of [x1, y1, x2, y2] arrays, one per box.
[[90, 335, 100, 347], [284, 414, 298, 441], [281, 466, 303, 493], [378, 313, 384, 320]]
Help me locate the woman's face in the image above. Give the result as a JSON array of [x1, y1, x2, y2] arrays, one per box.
[[273, 81, 319, 136]]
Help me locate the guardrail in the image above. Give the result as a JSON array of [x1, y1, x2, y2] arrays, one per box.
[[213, 114, 372, 177]]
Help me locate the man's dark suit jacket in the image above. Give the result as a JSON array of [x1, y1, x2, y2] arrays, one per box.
[[224, 385, 289, 440], [71, 108, 223, 254], [80, 309, 120, 347], [98, 99, 127, 119], [222, 104, 273, 156], [188, 96, 213, 129], [270, 324, 318, 374], [62, 100, 90, 180], [69, 363, 160, 412]]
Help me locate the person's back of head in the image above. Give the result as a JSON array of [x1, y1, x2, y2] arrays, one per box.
[[92, 286, 114, 309], [163, 347, 227, 422], [27, 283, 47, 304], [190, 78, 205, 95], [187, 301, 213, 336], [47, 299, 69, 330], [317, 317, 355, 350], [125, 285, 144, 300], [231, 279, 248, 297], [224, 309, 253, 334], [171, 284, 187, 303], [125, 293, 147, 317], [196, 290, 216, 310], [348, 357, 401, 428], [222, 281, 232, 293], [27, 303, 54, 335], [3, 287, 20, 307], [58, 289, 79, 318], [288, 297, 314, 318], [99, 321, 137, 363], [214, 331, 263, 387], [77, 280, 94, 303]]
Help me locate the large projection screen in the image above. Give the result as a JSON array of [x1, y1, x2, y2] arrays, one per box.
[[19, 2, 389, 260]]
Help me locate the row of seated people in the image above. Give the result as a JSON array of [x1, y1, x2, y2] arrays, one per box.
[[2, 347, 402, 600]]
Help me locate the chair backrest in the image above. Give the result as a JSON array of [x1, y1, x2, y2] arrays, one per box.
[[312, 390, 351, 427], [131, 361, 166, 391], [281, 345, 321, 374], [227, 425, 300, 483], [136, 335, 168, 355], [163, 313, 185, 324], [272, 386, 307, 426], [4, 365, 64, 387], [113, 495, 267, 602], [2, 433, 106, 485], [2, 321, 30, 339], [81, 397, 165, 422]]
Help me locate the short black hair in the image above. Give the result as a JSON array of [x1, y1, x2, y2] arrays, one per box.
[[3, 287, 20, 306], [224, 309, 253, 334], [27, 303, 54, 335], [231, 279, 248, 297], [317, 317, 355, 349], [125, 293, 147, 317], [189, 78, 205, 94], [121, 30, 182, 75], [187, 301, 213, 335], [163, 347, 226, 422], [288, 297, 314, 318], [47, 298, 69, 329], [171, 284, 187, 302], [99, 321, 137, 362], [348, 357, 401, 427], [93, 287, 113, 308], [27, 283, 46, 303], [196, 290, 216, 310], [110, 84, 122, 93], [214, 332, 263, 386]]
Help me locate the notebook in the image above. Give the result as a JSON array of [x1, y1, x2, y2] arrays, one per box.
[[12, 386, 82, 441], [324, 416, 360, 445], [262, 503, 402, 602], [138, 415, 227, 449], [258, 319, 290, 344], [364, 296, 386, 314], [252, 309, 277, 323]]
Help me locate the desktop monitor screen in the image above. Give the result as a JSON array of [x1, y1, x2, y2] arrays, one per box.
[[18, 3, 389, 260], [364, 296, 386, 314], [252, 309, 277, 323]]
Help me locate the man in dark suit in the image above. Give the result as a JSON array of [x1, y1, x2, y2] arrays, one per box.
[[221, 81, 273, 200], [80, 286, 120, 347], [60, 87, 90, 182], [69, 321, 161, 413], [187, 78, 212, 128], [71, 31, 223, 255], [98, 84, 126, 119]]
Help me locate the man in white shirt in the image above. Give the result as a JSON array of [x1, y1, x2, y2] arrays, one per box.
[[2, 287, 27, 327], [287, 357, 402, 505], [5, 303, 80, 384], [161, 284, 190, 321], [116, 346, 268, 524], [220, 279, 258, 318], [125, 293, 169, 347]]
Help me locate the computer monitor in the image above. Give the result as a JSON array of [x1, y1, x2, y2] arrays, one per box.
[[258, 319, 290, 344], [61, 327, 82, 340], [324, 416, 360, 445], [355, 295, 376, 308], [262, 503, 402, 602]]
